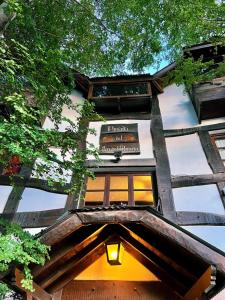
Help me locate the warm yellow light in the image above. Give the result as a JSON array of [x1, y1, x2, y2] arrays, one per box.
[[107, 244, 119, 261], [106, 241, 124, 265]]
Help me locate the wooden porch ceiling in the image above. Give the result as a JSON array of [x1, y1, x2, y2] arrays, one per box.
[[28, 209, 225, 299]]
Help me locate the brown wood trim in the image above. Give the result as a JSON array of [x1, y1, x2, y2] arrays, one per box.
[[86, 158, 156, 168], [33, 225, 105, 278], [120, 224, 196, 283], [0, 208, 64, 228], [41, 237, 107, 290], [177, 211, 225, 225], [91, 93, 152, 100], [96, 112, 151, 120], [47, 245, 105, 293], [91, 78, 153, 84], [151, 96, 176, 221], [198, 131, 225, 210], [15, 268, 52, 300], [164, 122, 225, 137], [184, 266, 216, 300], [198, 131, 224, 173], [171, 173, 225, 188], [121, 238, 186, 295], [0, 175, 70, 193]]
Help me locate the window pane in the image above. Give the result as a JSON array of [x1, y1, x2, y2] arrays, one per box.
[[110, 176, 128, 190], [109, 191, 128, 202], [133, 176, 152, 190], [86, 177, 105, 190], [85, 192, 104, 202], [134, 191, 154, 204], [215, 139, 225, 147], [219, 149, 225, 159]]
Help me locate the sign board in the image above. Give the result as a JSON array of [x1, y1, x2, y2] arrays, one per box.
[[99, 124, 140, 154]]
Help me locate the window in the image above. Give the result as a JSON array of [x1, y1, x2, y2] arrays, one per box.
[[89, 80, 152, 114], [92, 83, 149, 97], [212, 134, 225, 167], [85, 174, 155, 206]]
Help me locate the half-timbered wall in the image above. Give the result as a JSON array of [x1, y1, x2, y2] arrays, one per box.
[[0, 89, 85, 227], [87, 119, 153, 160], [158, 83, 225, 253]]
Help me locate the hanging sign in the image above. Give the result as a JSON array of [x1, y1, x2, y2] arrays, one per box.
[[99, 123, 140, 154]]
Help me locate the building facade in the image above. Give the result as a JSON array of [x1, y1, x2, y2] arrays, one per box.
[[1, 43, 225, 299]]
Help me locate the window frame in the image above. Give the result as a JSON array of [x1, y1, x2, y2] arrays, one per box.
[[211, 133, 225, 167], [84, 172, 157, 207]]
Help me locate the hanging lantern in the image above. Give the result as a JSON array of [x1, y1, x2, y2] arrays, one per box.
[[105, 240, 124, 265]]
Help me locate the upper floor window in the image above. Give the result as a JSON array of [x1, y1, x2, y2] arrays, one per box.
[[92, 82, 149, 98], [89, 78, 153, 115], [212, 134, 225, 167], [85, 173, 155, 207], [192, 79, 225, 121]]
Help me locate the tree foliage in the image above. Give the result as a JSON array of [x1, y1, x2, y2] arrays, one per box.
[[0, 219, 49, 299], [0, 0, 225, 297]]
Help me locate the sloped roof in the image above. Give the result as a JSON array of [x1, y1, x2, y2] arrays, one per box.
[[28, 207, 225, 299]]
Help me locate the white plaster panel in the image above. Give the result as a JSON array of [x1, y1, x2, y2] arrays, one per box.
[[166, 134, 212, 175], [0, 185, 13, 213], [31, 147, 72, 183], [87, 119, 153, 160], [158, 84, 198, 129], [212, 287, 225, 300], [201, 118, 225, 126], [173, 185, 225, 214], [17, 188, 67, 212], [42, 89, 84, 131], [183, 226, 225, 253]]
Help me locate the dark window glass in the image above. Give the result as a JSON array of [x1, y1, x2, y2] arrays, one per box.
[[93, 83, 148, 97]]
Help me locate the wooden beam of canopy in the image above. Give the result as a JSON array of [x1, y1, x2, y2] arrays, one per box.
[[33, 225, 105, 278], [47, 243, 106, 293], [120, 224, 196, 282], [177, 211, 225, 226], [15, 268, 52, 300], [184, 266, 216, 300], [39, 232, 110, 289]]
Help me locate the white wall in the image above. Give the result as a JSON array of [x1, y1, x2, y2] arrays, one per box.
[[87, 119, 153, 160], [17, 188, 67, 212], [0, 185, 13, 213], [183, 226, 225, 253], [173, 185, 225, 214], [42, 89, 84, 131], [166, 133, 212, 175], [158, 84, 198, 129]]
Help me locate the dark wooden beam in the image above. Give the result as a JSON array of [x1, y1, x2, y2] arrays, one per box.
[[177, 211, 225, 225], [151, 96, 176, 221], [184, 266, 216, 300], [33, 225, 105, 278], [120, 224, 196, 282], [15, 268, 52, 300], [86, 158, 156, 168], [198, 131, 225, 210], [0, 175, 70, 194], [0, 208, 64, 228], [121, 238, 186, 295], [40, 213, 82, 246], [198, 131, 224, 173], [164, 122, 225, 137], [46, 243, 105, 293], [171, 173, 225, 188], [39, 233, 108, 289]]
